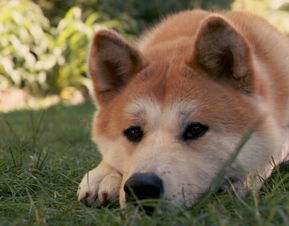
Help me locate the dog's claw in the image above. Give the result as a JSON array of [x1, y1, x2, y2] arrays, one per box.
[[79, 192, 96, 207], [77, 163, 122, 208]]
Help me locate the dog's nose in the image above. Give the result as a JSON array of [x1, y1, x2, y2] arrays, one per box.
[[124, 172, 164, 202]]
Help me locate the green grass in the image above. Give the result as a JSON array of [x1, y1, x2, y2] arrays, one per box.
[[0, 101, 289, 226]]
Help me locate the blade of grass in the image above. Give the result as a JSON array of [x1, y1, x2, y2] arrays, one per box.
[[199, 118, 264, 204]]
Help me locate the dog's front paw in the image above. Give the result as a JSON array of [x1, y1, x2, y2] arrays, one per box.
[[77, 163, 122, 207]]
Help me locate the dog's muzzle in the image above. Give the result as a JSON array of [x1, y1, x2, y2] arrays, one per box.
[[124, 172, 164, 204]]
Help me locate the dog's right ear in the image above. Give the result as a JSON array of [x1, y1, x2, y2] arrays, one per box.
[[88, 30, 147, 105]]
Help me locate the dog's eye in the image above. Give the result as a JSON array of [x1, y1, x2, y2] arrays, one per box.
[[182, 123, 209, 141], [123, 126, 143, 143]]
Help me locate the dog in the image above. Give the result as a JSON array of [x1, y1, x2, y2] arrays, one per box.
[[77, 10, 289, 209]]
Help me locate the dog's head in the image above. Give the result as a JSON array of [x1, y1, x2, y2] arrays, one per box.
[[88, 16, 279, 208]]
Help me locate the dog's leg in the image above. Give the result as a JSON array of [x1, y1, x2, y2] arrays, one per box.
[[77, 161, 122, 207], [223, 133, 289, 196]]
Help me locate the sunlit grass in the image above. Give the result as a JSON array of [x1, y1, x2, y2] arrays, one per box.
[[0, 101, 288, 225]]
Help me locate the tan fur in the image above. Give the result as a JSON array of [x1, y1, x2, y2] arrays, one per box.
[[78, 10, 289, 208]]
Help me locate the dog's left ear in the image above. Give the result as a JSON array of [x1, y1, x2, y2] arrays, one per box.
[[190, 16, 254, 93], [88, 30, 147, 105]]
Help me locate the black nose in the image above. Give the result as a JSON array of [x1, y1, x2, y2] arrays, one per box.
[[124, 173, 164, 202]]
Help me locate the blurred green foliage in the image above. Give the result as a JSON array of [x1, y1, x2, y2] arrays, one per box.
[[0, 0, 288, 97], [0, 0, 52, 94], [33, 0, 233, 35], [0, 0, 128, 96], [47, 7, 127, 94]]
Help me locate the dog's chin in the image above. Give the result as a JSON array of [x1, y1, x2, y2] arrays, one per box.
[[123, 190, 205, 213], [126, 180, 244, 214]]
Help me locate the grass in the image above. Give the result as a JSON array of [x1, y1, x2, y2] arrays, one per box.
[[0, 101, 289, 226]]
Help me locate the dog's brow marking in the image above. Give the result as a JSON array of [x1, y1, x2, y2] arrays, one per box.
[[124, 99, 199, 132], [124, 98, 161, 124], [165, 100, 199, 126]]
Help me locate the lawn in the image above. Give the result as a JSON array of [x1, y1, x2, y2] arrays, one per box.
[[0, 101, 289, 225]]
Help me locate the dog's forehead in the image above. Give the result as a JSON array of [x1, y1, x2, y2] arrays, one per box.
[[124, 97, 198, 128], [121, 64, 216, 129], [113, 60, 258, 134]]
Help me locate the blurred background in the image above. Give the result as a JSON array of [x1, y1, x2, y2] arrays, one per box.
[[0, 0, 288, 111]]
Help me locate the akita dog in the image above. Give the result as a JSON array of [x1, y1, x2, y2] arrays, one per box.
[[77, 10, 289, 209]]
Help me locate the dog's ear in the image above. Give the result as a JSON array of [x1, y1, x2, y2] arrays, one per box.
[[88, 30, 147, 104], [191, 16, 253, 93]]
